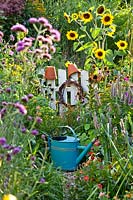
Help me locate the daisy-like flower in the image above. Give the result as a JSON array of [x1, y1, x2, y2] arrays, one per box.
[[79, 11, 93, 23], [101, 13, 114, 26], [66, 30, 78, 40], [64, 12, 71, 23], [107, 25, 116, 37], [71, 13, 78, 21], [94, 48, 106, 60], [2, 194, 17, 200], [96, 5, 105, 15], [115, 40, 128, 50]]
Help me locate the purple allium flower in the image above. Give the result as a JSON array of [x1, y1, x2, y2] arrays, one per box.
[[0, 31, 4, 37], [28, 17, 38, 24], [27, 116, 33, 121], [31, 129, 39, 135], [0, 137, 6, 145], [21, 127, 27, 133], [50, 29, 61, 42], [27, 94, 34, 99], [5, 87, 11, 93], [38, 17, 49, 25], [39, 178, 45, 183], [6, 153, 12, 161], [14, 103, 27, 115], [11, 24, 28, 33], [21, 95, 29, 103], [36, 116, 43, 124], [12, 146, 22, 155]]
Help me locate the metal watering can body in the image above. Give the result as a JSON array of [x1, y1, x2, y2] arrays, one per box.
[[49, 126, 95, 171]]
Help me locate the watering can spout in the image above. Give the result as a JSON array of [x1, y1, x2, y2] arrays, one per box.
[[76, 138, 96, 165]]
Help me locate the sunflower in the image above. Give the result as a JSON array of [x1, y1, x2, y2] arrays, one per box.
[[64, 12, 71, 23], [101, 13, 114, 26], [79, 11, 93, 23], [94, 48, 105, 59], [107, 25, 116, 37], [96, 5, 105, 15], [115, 40, 128, 50], [66, 30, 78, 40], [65, 61, 72, 67], [71, 13, 78, 21]]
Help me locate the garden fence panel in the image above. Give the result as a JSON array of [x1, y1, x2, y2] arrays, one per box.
[[40, 68, 89, 114]]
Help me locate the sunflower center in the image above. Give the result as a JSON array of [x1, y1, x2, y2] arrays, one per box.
[[104, 16, 111, 22], [97, 6, 104, 14], [120, 42, 125, 47], [98, 51, 103, 56], [83, 13, 90, 19], [70, 33, 76, 37]]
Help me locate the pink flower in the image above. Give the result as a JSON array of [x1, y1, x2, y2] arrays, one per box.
[[99, 192, 105, 197], [11, 24, 28, 33], [28, 17, 38, 24], [0, 31, 4, 37], [38, 17, 49, 25], [50, 29, 61, 42], [14, 103, 27, 115]]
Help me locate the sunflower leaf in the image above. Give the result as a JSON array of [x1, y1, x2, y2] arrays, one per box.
[[105, 49, 114, 62], [114, 50, 127, 57], [76, 42, 92, 52], [91, 28, 101, 39], [73, 42, 79, 51]]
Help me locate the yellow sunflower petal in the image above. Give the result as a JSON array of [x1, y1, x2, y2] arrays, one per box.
[[71, 13, 78, 21], [115, 40, 128, 50], [94, 48, 106, 59], [101, 13, 114, 26], [66, 30, 79, 40], [79, 11, 93, 23]]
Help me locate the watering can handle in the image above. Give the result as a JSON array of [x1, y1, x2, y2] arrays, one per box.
[[58, 125, 77, 140]]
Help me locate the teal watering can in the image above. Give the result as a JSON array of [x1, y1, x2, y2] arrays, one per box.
[[48, 126, 96, 171]]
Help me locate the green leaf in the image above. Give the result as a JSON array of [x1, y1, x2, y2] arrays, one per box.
[[76, 42, 92, 52], [91, 28, 101, 39], [73, 42, 79, 51], [114, 50, 127, 57], [84, 124, 90, 131], [79, 34, 86, 39], [80, 26, 87, 32], [105, 49, 114, 62]]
